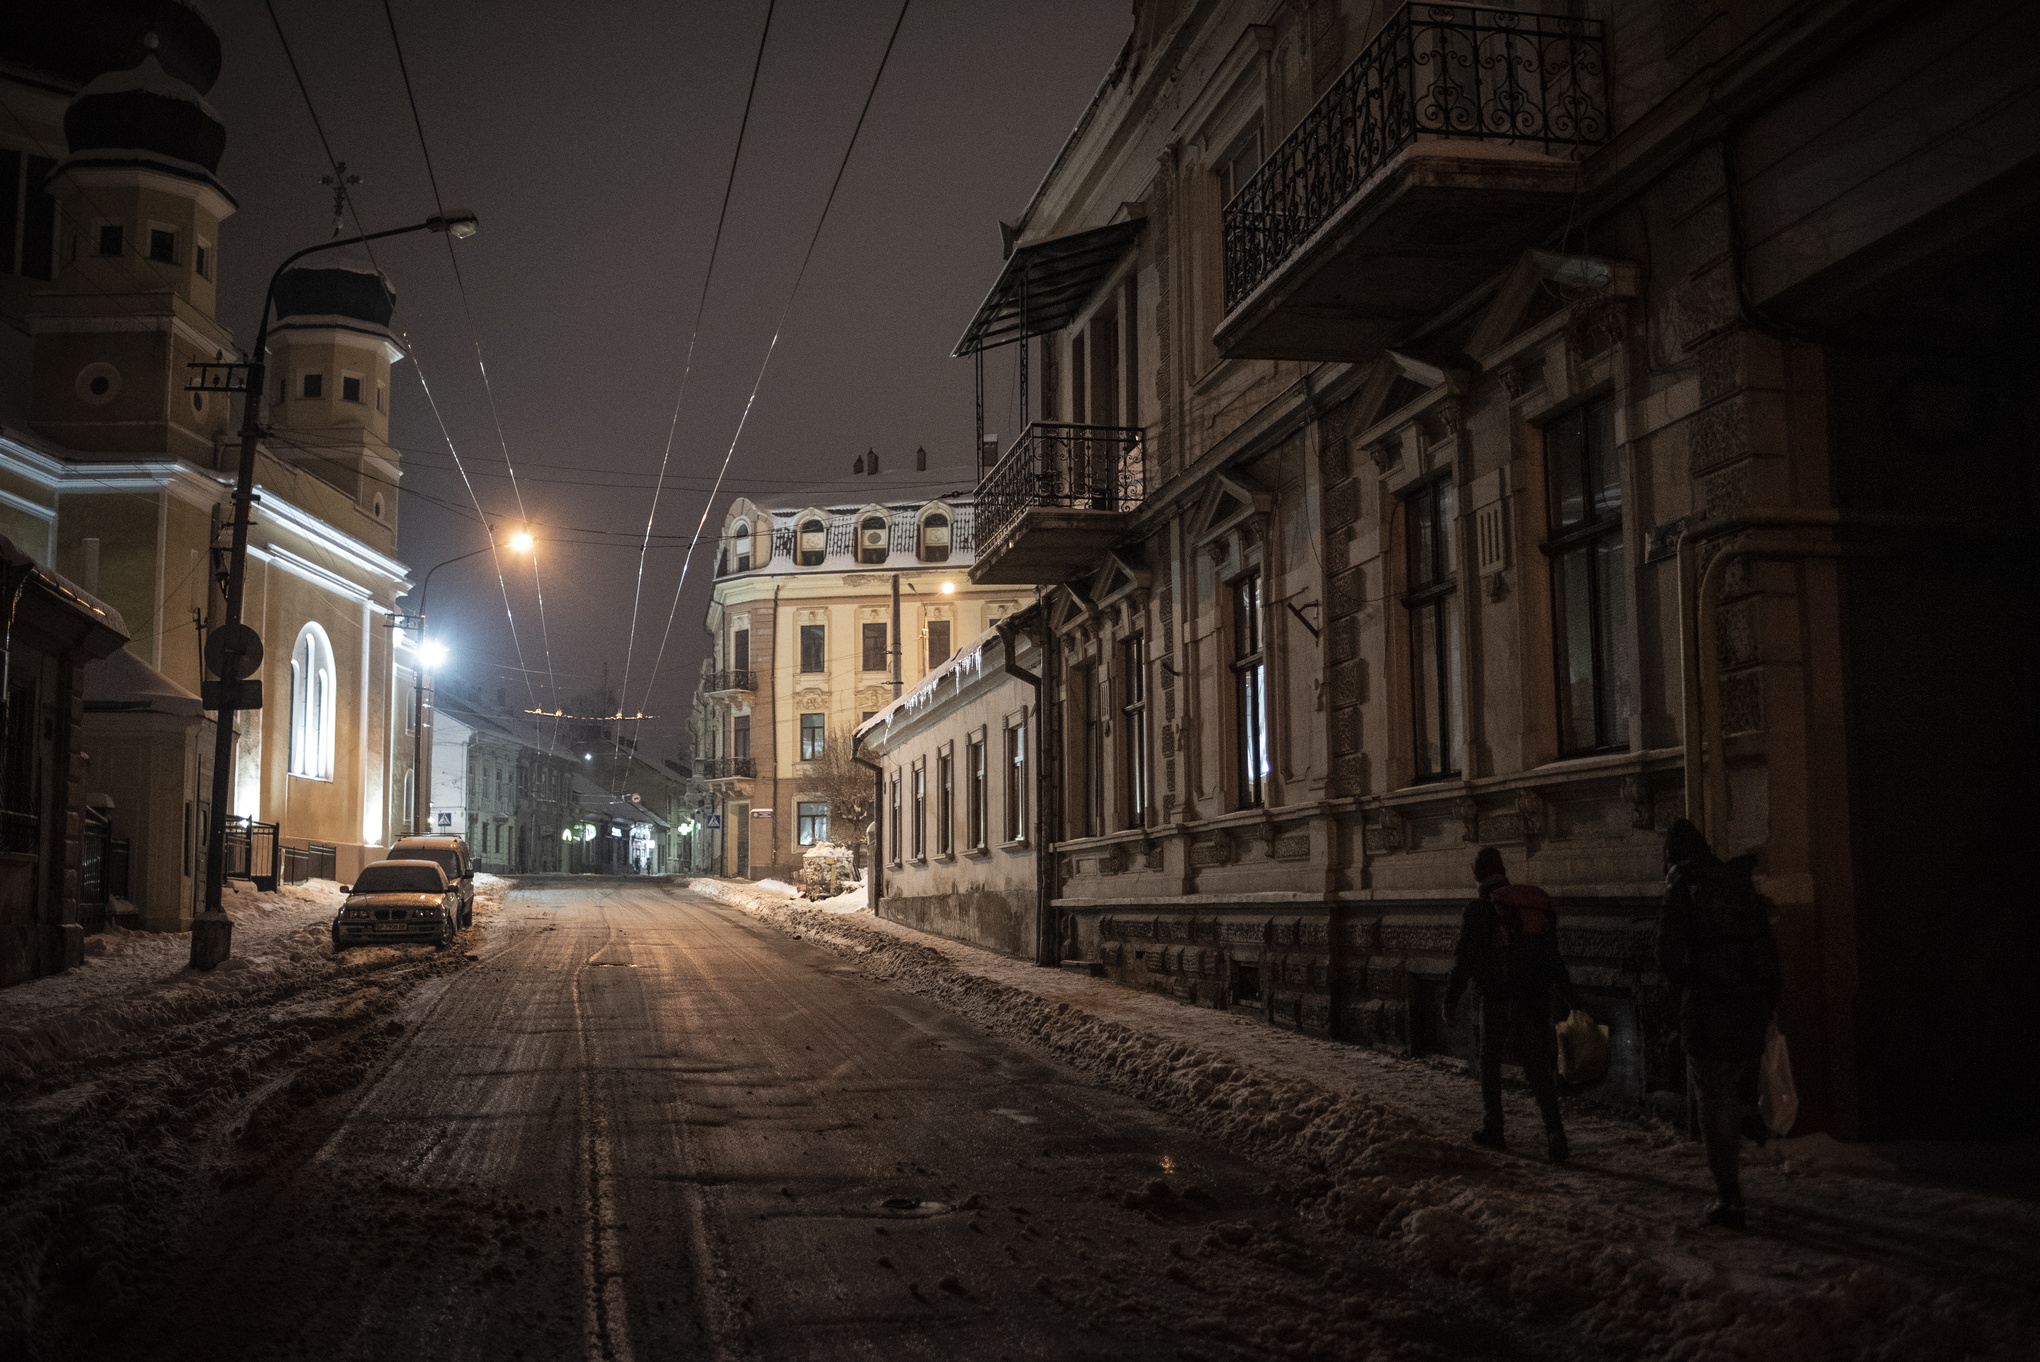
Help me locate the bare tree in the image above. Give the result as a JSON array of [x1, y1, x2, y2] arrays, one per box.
[[795, 728, 877, 855]]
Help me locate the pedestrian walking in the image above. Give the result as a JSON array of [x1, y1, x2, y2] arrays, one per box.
[[1447, 846, 1575, 1162], [1657, 818, 1782, 1230]]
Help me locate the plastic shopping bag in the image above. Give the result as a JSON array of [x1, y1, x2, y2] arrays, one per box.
[[1758, 1022, 1798, 1137], [1555, 1008, 1611, 1086]]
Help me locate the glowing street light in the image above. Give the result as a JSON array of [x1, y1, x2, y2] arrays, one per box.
[[418, 639, 449, 669], [507, 529, 535, 553]]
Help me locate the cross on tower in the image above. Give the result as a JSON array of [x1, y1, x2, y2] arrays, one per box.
[[318, 161, 362, 237]]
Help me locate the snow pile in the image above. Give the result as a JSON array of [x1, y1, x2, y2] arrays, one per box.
[[687, 878, 2040, 1361]]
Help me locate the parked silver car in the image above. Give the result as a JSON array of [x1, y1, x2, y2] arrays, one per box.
[[331, 860, 458, 949], [387, 834, 475, 926]]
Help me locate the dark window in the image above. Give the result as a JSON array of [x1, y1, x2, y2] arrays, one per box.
[[0, 150, 19, 274], [1004, 721, 1027, 842], [927, 620, 951, 671], [936, 750, 953, 855], [1232, 574, 1270, 807], [799, 624, 825, 673], [859, 515, 888, 564], [797, 802, 828, 846], [918, 512, 951, 562], [888, 776, 902, 866], [911, 762, 926, 860], [797, 518, 826, 566], [97, 223, 124, 256], [195, 242, 211, 279], [1404, 479, 1461, 780], [342, 375, 362, 403], [731, 628, 749, 672], [1546, 395, 1630, 753], [732, 714, 751, 760], [1079, 665, 1104, 837], [861, 711, 877, 724], [1123, 636, 1149, 827], [862, 622, 887, 671], [302, 373, 324, 400], [967, 737, 987, 850], [149, 228, 176, 263], [1217, 125, 1263, 205], [799, 712, 824, 761]]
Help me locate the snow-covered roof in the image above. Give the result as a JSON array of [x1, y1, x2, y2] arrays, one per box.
[[855, 619, 1032, 745]]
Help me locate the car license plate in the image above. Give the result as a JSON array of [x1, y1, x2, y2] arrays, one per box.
[[373, 923, 411, 933]]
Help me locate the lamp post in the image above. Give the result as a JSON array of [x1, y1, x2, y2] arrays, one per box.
[[191, 211, 478, 971], [407, 530, 532, 835]]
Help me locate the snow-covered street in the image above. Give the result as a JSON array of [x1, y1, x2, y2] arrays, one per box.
[[4, 876, 2034, 1361]]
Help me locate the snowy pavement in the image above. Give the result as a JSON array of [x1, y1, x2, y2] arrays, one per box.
[[0, 875, 511, 1354], [689, 877, 2040, 1362]]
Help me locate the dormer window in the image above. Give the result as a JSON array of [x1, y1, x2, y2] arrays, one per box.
[[342, 374, 363, 403], [302, 373, 324, 400], [732, 521, 751, 572], [97, 224, 123, 256], [797, 518, 826, 566], [195, 241, 212, 279], [149, 228, 176, 264], [919, 511, 951, 563], [859, 515, 888, 564]]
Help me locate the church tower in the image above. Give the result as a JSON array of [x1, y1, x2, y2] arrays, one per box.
[[266, 263, 405, 554], [28, 35, 238, 462]]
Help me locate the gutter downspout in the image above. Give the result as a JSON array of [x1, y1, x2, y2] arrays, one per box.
[[1677, 508, 1957, 843], [996, 615, 1054, 967]]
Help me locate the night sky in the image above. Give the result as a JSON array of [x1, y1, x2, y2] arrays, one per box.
[[207, 0, 1129, 759]]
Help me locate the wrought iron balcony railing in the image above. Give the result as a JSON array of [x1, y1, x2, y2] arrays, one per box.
[[704, 669, 755, 694], [975, 423, 1147, 553], [1223, 3, 1606, 311], [698, 756, 756, 780]]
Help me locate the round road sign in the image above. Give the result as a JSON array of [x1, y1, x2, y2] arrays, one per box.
[[204, 623, 264, 680]]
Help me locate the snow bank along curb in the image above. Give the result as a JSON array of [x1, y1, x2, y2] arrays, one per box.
[[685, 878, 2036, 1362]]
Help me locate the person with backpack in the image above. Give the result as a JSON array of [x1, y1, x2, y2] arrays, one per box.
[[1657, 819, 1782, 1230], [1447, 846, 1575, 1162]]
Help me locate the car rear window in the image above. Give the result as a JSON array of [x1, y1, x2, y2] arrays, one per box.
[[394, 846, 460, 878], [354, 862, 446, 894]]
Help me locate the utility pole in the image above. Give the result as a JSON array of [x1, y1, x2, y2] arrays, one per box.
[[188, 211, 476, 971]]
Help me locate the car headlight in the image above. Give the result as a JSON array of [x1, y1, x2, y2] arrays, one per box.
[[343, 908, 371, 920]]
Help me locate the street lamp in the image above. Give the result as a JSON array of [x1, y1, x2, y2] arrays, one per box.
[[193, 209, 479, 971], [407, 531, 533, 836]]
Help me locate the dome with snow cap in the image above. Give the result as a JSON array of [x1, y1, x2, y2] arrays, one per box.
[[64, 46, 226, 174], [273, 260, 398, 330]]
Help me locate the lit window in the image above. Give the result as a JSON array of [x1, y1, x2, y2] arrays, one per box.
[[1232, 574, 1270, 807], [288, 623, 338, 780], [1004, 720, 1027, 843]]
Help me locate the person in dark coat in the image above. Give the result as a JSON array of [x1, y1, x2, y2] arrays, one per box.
[[1447, 846, 1575, 1162], [1657, 819, 1782, 1230]]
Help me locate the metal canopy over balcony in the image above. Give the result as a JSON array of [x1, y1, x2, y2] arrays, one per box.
[[952, 220, 1144, 357], [969, 423, 1145, 585], [1215, 3, 1606, 362]]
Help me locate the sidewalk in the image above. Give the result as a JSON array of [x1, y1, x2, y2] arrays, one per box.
[[689, 877, 2038, 1362]]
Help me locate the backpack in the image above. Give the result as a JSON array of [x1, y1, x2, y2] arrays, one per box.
[[1484, 884, 1556, 989], [1678, 855, 1778, 998]]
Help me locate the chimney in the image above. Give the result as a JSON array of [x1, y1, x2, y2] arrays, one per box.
[[915, 446, 927, 472], [867, 449, 880, 476], [853, 453, 865, 475]]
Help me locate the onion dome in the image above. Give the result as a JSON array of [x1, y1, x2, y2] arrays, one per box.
[[63, 44, 225, 175], [272, 260, 401, 347], [4, 0, 222, 94]]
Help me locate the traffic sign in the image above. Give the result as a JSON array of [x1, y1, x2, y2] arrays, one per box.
[[703, 813, 724, 830], [204, 623, 263, 679]]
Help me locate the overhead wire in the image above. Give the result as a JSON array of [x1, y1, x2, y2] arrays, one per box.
[[611, 0, 779, 774], [263, 0, 546, 753], [629, 0, 916, 758], [379, 0, 562, 749]]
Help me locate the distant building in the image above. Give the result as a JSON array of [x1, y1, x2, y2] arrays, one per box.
[[691, 492, 1030, 883], [432, 693, 579, 873]]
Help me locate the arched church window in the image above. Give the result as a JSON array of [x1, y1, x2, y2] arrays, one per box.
[[289, 623, 337, 780]]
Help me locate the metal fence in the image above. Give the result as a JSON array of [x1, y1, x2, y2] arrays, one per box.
[[698, 756, 757, 779], [975, 423, 1148, 552], [281, 842, 337, 885], [222, 815, 280, 892], [703, 669, 756, 693], [1223, 2, 1606, 310]]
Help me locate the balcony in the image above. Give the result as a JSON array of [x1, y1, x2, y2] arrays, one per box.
[[703, 669, 755, 696], [1216, 3, 1606, 362], [698, 756, 756, 780], [970, 423, 1146, 585]]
